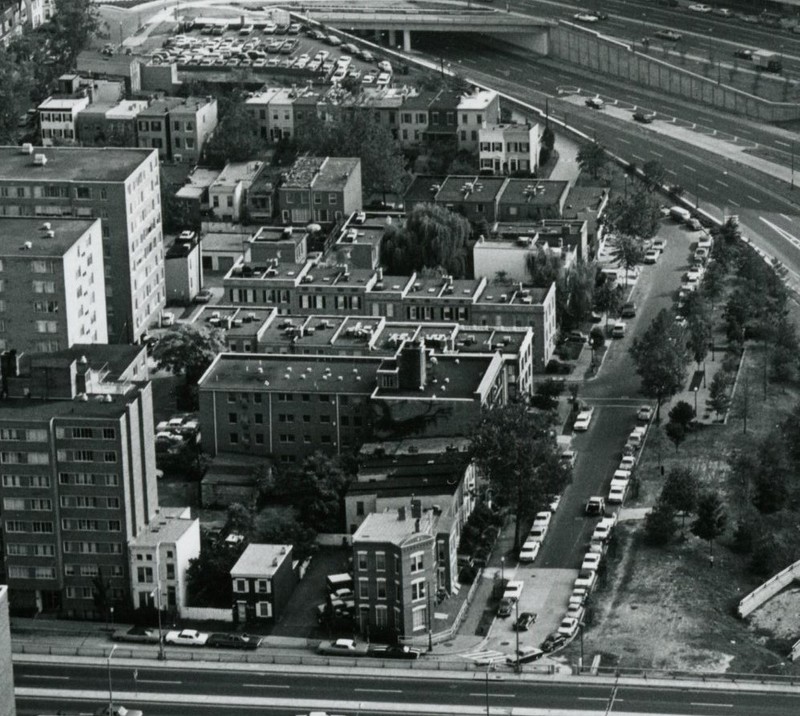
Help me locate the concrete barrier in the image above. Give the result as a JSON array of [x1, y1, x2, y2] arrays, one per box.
[[737, 559, 800, 618]]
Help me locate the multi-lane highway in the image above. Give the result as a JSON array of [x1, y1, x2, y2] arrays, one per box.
[[13, 656, 800, 715]]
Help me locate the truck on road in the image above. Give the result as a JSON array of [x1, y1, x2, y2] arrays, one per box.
[[752, 50, 782, 73]]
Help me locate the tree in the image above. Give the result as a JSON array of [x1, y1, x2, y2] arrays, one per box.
[[561, 260, 597, 328], [540, 125, 555, 165], [226, 502, 255, 536], [589, 326, 605, 367], [605, 190, 661, 241], [751, 433, 790, 514], [660, 467, 698, 531], [186, 531, 246, 607], [642, 159, 667, 190], [52, 0, 99, 67], [252, 506, 317, 561], [691, 492, 727, 556], [665, 421, 686, 452], [707, 371, 730, 419], [287, 452, 352, 533], [577, 140, 608, 180], [630, 309, 689, 421], [643, 499, 677, 546], [531, 380, 563, 411], [161, 178, 199, 234], [594, 279, 623, 328], [686, 304, 712, 374], [471, 403, 570, 551], [701, 260, 726, 309], [0, 46, 35, 143], [772, 317, 799, 382], [609, 235, 644, 284], [668, 400, 695, 428], [202, 94, 265, 167], [152, 324, 227, 388], [380, 204, 471, 277]]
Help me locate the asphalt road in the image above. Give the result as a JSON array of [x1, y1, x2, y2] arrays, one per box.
[[14, 659, 800, 715]]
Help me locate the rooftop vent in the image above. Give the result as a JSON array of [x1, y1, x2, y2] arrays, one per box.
[[33, 153, 47, 167]]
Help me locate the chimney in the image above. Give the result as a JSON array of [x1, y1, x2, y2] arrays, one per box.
[[411, 498, 422, 519], [398, 506, 406, 521], [414, 519, 420, 533]]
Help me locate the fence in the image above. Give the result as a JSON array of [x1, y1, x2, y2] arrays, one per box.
[[179, 606, 233, 622], [737, 558, 800, 617]]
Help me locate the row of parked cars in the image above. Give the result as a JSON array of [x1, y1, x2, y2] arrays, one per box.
[[113, 626, 261, 650]]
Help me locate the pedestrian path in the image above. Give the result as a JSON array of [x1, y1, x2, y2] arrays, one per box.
[[458, 648, 507, 664]]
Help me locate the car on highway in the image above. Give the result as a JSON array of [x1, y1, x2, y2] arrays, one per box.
[[506, 645, 545, 665], [712, 6, 733, 17], [518, 541, 541, 563], [688, 3, 712, 12], [574, 407, 594, 431], [513, 611, 537, 631], [574, 570, 598, 592], [318, 638, 369, 656], [541, 632, 568, 652], [585, 496, 605, 516], [95, 706, 143, 716], [581, 552, 602, 571], [368, 644, 422, 659], [165, 629, 209, 646], [734, 48, 754, 60], [112, 626, 161, 644], [632, 110, 656, 124], [653, 29, 682, 41], [573, 12, 600, 22], [206, 633, 261, 650], [532, 511, 552, 529], [585, 96, 604, 109], [557, 617, 580, 638]]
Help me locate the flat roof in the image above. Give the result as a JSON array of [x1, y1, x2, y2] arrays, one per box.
[[475, 282, 550, 306], [194, 305, 276, 338], [212, 161, 264, 187], [359, 436, 471, 457], [201, 231, 249, 253], [404, 175, 448, 206], [38, 96, 88, 110], [251, 226, 306, 248], [131, 511, 197, 547], [401, 275, 484, 301], [258, 314, 348, 349], [499, 179, 569, 207], [106, 100, 148, 120], [0, 383, 144, 420], [0, 217, 98, 256], [199, 353, 382, 393], [0, 146, 155, 183], [301, 263, 375, 289], [353, 508, 436, 546], [231, 544, 292, 578], [333, 222, 386, 251], [315, 157, 360, 191], [457, 88, 497, 110], [563, 185, 609, 214], [44, 343, 145, 381]]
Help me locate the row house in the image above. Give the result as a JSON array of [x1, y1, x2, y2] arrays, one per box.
[[136, 96, 218, 163], [479, 122, 542, 175], [277, 156, 362, 225], [230, 543, 296, 622]]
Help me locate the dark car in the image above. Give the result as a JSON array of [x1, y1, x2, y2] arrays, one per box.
[[513, 611, 537, 631], [621, 302, 636, 318], [654, 29, 682, 41], [734, 48, 754, 60], [368, 644, 422, 659], [541, 632, 568, 653], [632, 111, 655, 124], [193, 289, 213, 304], [112, 626, 161, 644], [206, 633, 261, 650]]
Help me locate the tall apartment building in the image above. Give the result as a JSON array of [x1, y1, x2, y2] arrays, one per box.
[[0, 586, 14, 716], [0, 345, 157, 617], [0, 217, 107, 354], [0, 145, 165, 343]]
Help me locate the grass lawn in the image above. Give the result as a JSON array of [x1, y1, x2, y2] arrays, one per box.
[[573, 345, 800, 675]]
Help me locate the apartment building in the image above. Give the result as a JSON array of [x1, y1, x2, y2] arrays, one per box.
[[352, 499, 457, 641], [231, 543, 296, 622], [0, 217, 107, 354], [479, 122, 542, 175], [0, 0, 24, 46], [137, 96, 217, 162], [277, 156, 362, 225], [245, 88, 283, 141], [0, 586, 14, 716], [456, 88, 500, 152], [0, 345, 157, 617], [495, 178, 571, 222], [128, 507, 200, 615], [0, 145, 165, 343], [208, 161, 265, 223], [164, 232, 202, 305], [430, 175, 507, 223]]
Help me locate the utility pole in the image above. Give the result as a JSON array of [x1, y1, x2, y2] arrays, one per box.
[[155, 542, 166, 660], [485, 664, 490, 716], [514, 598, 520, 673], [107, 645, 117, 715]]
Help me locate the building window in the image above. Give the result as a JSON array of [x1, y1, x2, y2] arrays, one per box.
[[356, 501, 364, 517], [411, 579, 426, 602], [376, 552, 386, 571], [357, 551, 367, 570], [256, 601, 272, 618], [358, 578, 369, 599], [377, 579, 387, 600], [256, 579, 271, 594], [375, 605, 388, 629], [410, 551, 424, 573], [234, 579, 248, 593], [412, 605, 427, 631]]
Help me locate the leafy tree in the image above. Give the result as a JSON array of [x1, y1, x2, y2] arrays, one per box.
[[252, 506, 318, 561], [665, 421, 686, 452], [686, 304, 712, 373], [471, 403, 570, 550], [561, 260, 597, 328], [668, 400, 695, 428], [701, 260, 726, 309], [751, 433, 790, 514], [577, 140, 608, 180], [380, 204, 471, 277], [531, 380, 563, 411], [707, 371, 730, 419], [605, 190, 661, 240], [630, 309, 689, 421], [52, 0, 99, 67], [771, 317, 799, 382], [226, 502, 255, 536], [642, 159, 667, 190], [781, 401, 800, 468], [287, 452, 351, 533], [594, 279, 623, 327], [0, 46, 35, 143], [186, 531, 246, 607], [660, 467, 698, 530], [609, 235, 644, 284], [161, 178, 200, 234], [540, 125, 555, 165], [589, 326, 605, 360], [203, 94, 265, 167], [643, 500, 677, 546], [152, 324, 227, 387], [691, 491, 727, 556]]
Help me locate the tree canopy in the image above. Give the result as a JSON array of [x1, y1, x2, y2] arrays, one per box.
[[609, 236, 644, 283], [152, 324, 227, 386], [606, 190, 661, 240], [202, 93, 265, 167], [470, 403, 569, 550], [691, 491, 727, 555], [577, 141, 608, 180]]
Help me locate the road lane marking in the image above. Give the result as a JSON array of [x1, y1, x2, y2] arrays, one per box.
[[469, 693, 515, 698], [690, 703, 733, 708], [781, 214, 794, 222], [748, 195, 761, 204], [354, 688, 403, 694], [632, 154, 644, 161], [698, 184, 710, 191], [683, 165, 697, 172], [759, 216, 800, 251], [139, 679, 182, 684], [650, 150, 663, 157], [243, 684, 290, 689], [578, 697, 608, 701], [618, 137, 630, 144], [666, 168, 677, 175], [775, 140, 791, 147], [729, 199, 740, 206], [24, 675, 70, 680], [715, 179, 728, 187]]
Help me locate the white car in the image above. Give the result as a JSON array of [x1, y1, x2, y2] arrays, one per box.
[[377, 60, 392, 73], [574, 570, 597, 592], [574, 408, 594, 432], [376, 71, 392, 86], [567, 603, 585, 622], [549, 494, 562, 513], [585, 96, 604, 109], [574, 12, 599, 22], [688, 3, 712, 12], [592, 521, 613, 542], [532, 511, 552, 529], [518, 541, 541, 563], [644, 248, 660, 264], [608, 480, 629, 504], [558, 616, 580, 637], [165, 629, 209, 646], [559, 451, 576, 469], [569, 587, 589, 607], [637, 405, 654, 422], [619, 455, 636, 471], [587, 537, 607, 555], [529, 524, 548, 543], [581, 552, 602, 571]]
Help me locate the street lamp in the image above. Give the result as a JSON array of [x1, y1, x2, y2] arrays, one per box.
[[154, 542, 166, 661], [578, 621, 585, 672], [514, 598, 521, 673], [485, 663, 491, 716], [500, 556, 505, 584], [693, 386, 699, 416], [107, 644, 117, 716]]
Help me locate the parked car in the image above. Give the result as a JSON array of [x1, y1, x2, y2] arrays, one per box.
[[585, 496, 605, 516], [528, 524, 548, 542], [695, 247, 710, 263], [637, 405, 654, 422], [532, 511, 552, 529], [734, 48, 754, 60], [368, 644, 421, 659], [377, 60, 392, 73], [497, 596, 517, 618], [206, 633, 261, 650], [611, 322, 627, 339], [574, 408, 594, 431], [112, 626, 161, 644], [549, 494, 562, 512], [688, 217, 703, 231], [317, 638, 369, 656], [608, 480, 629, 504], [569, 587, 589, 607], [688, 3, 712, 12], [558, 617, 580, 638], [559, 451, 576, 468], [652, 239, 666, 252], [507, 645, 545, 665], [621, 302, 636, 318], [587, 537, 608, 556], [581, 552, 602, 571], [519, 541, 541, 563], [573, 12, 600, 22], [565, 330, 588, 343], [193, 289, 213, 304], [592, 518, 615, 542], [574, 570, 598, 591], [161, 311, 175, 327], [541, 632, 568, 652], [165, 629, 209, 646], [513, 611, 537, 631], [644, 248, 660, 264], [633, 111, 656, 124], [619, 455, 636, 471]]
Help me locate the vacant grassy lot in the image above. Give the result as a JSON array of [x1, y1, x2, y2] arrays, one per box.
[[573, 345, 800, 676]]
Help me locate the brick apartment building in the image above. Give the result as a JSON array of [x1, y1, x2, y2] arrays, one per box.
[[0, 145, 165, 343], [0, 217, 107, 354], [0, 345, 157, 617], [277, 156, 362, 225]]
